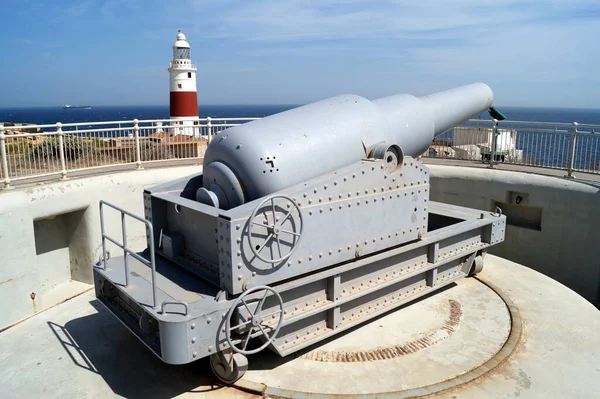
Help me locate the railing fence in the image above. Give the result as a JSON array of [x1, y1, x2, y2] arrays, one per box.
[[422, 119, 600, 177], [1, 116, 599, 189], [0, 117, 258, 188]]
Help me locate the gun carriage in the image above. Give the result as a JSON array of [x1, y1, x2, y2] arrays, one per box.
[[93, 83, 506, 383]]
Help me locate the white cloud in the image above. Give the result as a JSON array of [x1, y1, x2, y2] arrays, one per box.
[[189, 0, 600, 42], [175, 0, 600, 106]]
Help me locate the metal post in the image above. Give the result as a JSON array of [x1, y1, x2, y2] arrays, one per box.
[[148, 222, 158, 308], [207, 117, 212, 143], [99, 202, 108, 270], [57, 122, 68, 180], [565, 122, 578, 178], [134, 119, 143, 169], [488, 118, 499, 168], [121, 212, 129, 286], [0, 125, 11, 189]]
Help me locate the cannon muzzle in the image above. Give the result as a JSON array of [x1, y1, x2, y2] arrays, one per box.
[[421, 82, 494, 137]]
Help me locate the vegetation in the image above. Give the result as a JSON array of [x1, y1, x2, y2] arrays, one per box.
[[5, 141, 33, 155], [33, 135, 94, 161], [138, 141, 174, 162]]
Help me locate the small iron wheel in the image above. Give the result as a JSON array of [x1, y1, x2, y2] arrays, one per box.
[[226, 285, 284, 355], [469, 254, 485, 276], [209, 352, 248, 384]]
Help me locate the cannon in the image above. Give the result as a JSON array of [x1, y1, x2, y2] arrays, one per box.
[[197, 83, 493, 209], [92, 83, 506, 383]]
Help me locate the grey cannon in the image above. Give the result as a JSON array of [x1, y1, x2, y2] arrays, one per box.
[[197, 82, 493, 210], [92, 82, 506, 385]]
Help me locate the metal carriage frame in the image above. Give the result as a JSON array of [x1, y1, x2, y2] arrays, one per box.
[[93, 157, 506, 382]]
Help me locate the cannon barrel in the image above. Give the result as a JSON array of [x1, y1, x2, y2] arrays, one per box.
[[197, 83, 494, 209]]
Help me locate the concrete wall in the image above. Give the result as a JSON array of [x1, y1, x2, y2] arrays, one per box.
[[428, 165, 600, 308], [0, 166, 201, 329], [2, 162, 598, 330]]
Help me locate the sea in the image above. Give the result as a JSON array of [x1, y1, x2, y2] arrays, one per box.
[[2, 105, 600, 126], [0, 105, 294, 126], [1, 105, 600, 171]]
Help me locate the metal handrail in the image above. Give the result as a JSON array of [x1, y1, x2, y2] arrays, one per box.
[[98, 200, 158, 309], [2, 116, 600, 190], [423, 118, 600, 176], [0, 117, 260, 132], [2, 117, 598, 133], [467, 118, 600, 129], [160, 301, 189, 316]]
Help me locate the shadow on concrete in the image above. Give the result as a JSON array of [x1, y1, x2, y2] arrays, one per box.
[[568, 178, 600, 190], [46, 279, 466, 394], [247, 281, 459, 372], [48, 299, 226, 399]]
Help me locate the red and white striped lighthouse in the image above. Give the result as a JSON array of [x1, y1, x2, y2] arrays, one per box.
[[168, 30, 199, 136]]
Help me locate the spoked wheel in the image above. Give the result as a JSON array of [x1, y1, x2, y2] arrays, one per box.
[[248, 195, 303, 264], [226, 285, 284, 355]]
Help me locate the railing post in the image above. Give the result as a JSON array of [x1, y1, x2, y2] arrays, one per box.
[[121, 212, 129, 286], [488, 118, 499, 168], [0, 125, 11, 189], [57, 122, 68, 180], [99, 202, 108, 270], [565, 122, 578, 178], [207, 117, 212, 143], [134, 119, 143, 169]]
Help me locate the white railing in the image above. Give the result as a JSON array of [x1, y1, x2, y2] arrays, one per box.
[[422, 119, 600, 177], [0, 117, 259, 188], [1, 116, 599, 189], [168, 62, 196, 69]]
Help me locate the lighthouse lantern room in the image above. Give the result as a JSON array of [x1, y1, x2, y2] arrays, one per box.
[[168, 30, 199, 136]]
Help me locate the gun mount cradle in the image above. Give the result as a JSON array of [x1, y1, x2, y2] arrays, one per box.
[[92, 84, 506, 384]]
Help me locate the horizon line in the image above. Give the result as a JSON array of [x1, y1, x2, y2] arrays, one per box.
[[2, 104, 600, 111]]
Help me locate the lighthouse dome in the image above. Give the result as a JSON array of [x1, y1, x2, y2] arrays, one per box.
[[173, 30, 190, 49]]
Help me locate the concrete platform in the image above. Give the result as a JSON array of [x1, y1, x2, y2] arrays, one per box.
[[1, 255, 599, 398], [242, 275, 513, 396]]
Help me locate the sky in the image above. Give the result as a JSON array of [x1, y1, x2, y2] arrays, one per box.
[[1, 0, 599, 108]]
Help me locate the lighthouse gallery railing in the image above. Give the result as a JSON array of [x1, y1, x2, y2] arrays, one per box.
[[1, 117, 599, 189]]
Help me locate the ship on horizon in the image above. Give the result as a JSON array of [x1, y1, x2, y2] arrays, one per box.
[[62, 104, 92, 109]]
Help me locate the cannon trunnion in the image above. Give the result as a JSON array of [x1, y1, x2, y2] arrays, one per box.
[[92, 84, 506, 384]]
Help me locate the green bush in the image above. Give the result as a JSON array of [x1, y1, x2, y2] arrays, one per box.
[[5, 141, 33, 155], [91, 138, 110, 149], [139, 142, 173, 161], [33, 135, 94, 161]]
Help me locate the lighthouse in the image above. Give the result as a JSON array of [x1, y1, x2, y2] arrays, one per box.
[[168, 30, 199, 136]]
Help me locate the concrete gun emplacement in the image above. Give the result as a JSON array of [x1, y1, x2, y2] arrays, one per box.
[[92, 83, 506, 383]]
